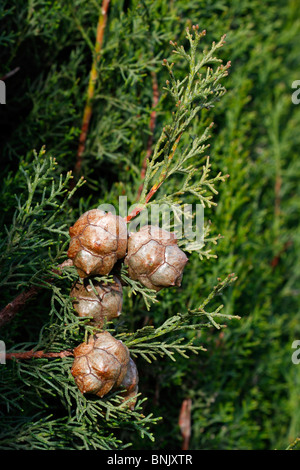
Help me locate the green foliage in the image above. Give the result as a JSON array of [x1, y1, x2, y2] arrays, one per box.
[[139, 28, 230, 207], [0, 0, 299, 451], [117, 274, 239, 363], [0, 148, 84, 289]]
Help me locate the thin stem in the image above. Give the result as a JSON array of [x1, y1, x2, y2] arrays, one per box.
[[74, 0, 111, 176], [125, 130, 182, 223], [137, 71, 159, 200], [6, 349, 74, 360], [179, 398, 192, 450], [0, 285, 40, 329], [0, 67, 20, 81], [0, 259, 73, 329], [125, 133, 182, 223], [145, 133, 182, 202]]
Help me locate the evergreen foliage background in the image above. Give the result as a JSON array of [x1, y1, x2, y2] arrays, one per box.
[[0, 0, 300, 450]]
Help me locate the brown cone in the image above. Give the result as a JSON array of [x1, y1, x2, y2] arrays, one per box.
[[125, 225, 188, 291], [67, 209, 128, 278], [70, 276, 123, 327], [71, 331, 130, 398]]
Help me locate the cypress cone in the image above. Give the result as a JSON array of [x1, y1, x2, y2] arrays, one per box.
[[71, 331, 130, 398], [70, 276, 123, 327], [125, 225, 188, 291], [119, 357, 139, 410], [67, 209, 128, 278]]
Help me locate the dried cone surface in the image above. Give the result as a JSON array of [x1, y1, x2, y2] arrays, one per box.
[[125, 225, 188, 291], [71, 331, 130, 398], [70, 276, 123, 327], [118, 357, 139, 410], [67, 209, 128, 278]]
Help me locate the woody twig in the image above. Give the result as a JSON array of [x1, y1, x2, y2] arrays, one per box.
[[0, 260, 73, 329], [6, 349, 73, 361], [73, 0, 111, 177], [137, 71, 159, 200]]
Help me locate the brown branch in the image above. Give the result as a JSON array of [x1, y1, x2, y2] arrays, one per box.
[[137, 71, 159, 200], [0, 67, 20, 81], [0, 259, 73, 329], [270, 240, 292, 268], [126, 133, 182, 223], [6, 349, 74, 361], [274, 173, 282, 219], [178, 397, 192, 450], [125, 205, 145, 223], [73, 0, 111, 178], [0, 285, 40, 329]]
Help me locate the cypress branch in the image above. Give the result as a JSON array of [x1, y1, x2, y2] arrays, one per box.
[[74, 0, 111, 177]]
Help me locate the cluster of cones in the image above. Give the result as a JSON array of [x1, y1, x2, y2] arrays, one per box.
[[67, 209, 188, 409]]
